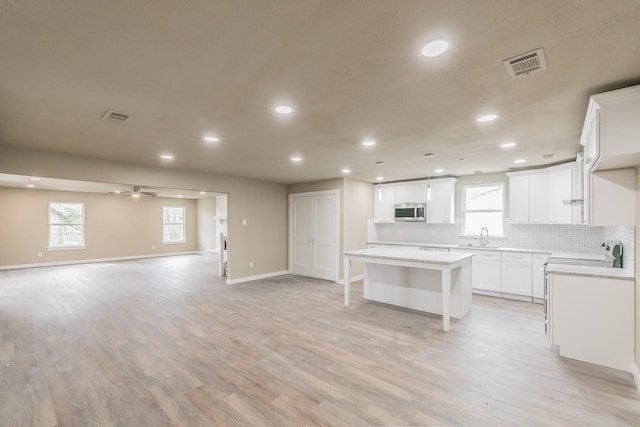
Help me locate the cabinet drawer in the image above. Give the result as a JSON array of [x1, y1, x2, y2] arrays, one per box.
[[473, 251, 501, 261], [502, 252, 533, 263]]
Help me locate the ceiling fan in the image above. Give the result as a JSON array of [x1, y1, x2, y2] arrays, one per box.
[[109, 186, 157, 198]]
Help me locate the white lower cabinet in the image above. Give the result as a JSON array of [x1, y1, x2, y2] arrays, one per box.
[[501, 253, 533, 301], [548, 273, 634, 372], [469, 250, 501, 294], [532, 253, 549, 302]]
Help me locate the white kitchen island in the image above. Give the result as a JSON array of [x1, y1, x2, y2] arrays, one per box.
[[343, 247, 473, 331]]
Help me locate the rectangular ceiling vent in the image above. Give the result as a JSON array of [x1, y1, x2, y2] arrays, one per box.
[[101, 110, 132, 123], [503, 48, 547, 79]]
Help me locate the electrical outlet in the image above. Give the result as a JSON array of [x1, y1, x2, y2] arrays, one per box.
[[249, 261, 254, 268], [37, 252, 43, 257]]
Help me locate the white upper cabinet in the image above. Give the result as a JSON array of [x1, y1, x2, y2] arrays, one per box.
[[427, 178, 456, 224], [372, 184, 396, 222], [395, 182, 427, 204], [372, 178, 457, 224], [580, 84, 640, 171], [507, 162, 583, 224], [547, 162, 581, 224], [506, 170, 549, 223], [579, 85, 638, 226]]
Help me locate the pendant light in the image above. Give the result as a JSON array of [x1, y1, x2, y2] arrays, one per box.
[[375, 161, 384, 201], [425, 153, 434, 201]]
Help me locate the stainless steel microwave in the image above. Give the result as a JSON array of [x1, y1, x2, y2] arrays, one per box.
[[394, 203, 426, 222]]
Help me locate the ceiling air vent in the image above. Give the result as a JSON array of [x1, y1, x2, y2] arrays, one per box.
[[502, 48, 547, 79], [101, 110, 132, 123]]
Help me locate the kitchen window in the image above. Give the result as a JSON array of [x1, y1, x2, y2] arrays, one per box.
[[48, 201, 85, 249], [462, 184, 504, 236], [163, 206, 186, 244]]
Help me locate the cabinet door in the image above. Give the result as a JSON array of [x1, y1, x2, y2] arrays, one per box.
[[550, 168, 573, 223], [509, 175, 530, 222], [395, 183, 426, 204], [427, 180, 455, 224], [501, 254, 533, 296], [532, 253, 549, 299], [530, 174, 549, 222], [473, 259, 501, 292], [373, 184, 396, 222]]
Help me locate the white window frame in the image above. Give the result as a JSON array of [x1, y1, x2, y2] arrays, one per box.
[[48, 201, 86, 250], [162, 206, 186, 244], [462, 183, 505, 237]]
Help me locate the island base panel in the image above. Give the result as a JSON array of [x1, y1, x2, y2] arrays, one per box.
[[363, 263, 471, 319]]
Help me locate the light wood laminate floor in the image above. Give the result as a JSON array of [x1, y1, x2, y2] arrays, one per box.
[[1, 255, 639, 426]]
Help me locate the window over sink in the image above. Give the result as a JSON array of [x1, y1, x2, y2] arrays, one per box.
[[463, 184, 504, 236]]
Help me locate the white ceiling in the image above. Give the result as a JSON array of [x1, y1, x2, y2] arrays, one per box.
[[0, 174, 221, 199], [1, 1, 640, 185]]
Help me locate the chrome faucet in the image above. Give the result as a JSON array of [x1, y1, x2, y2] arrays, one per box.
[[480, 227, 489, 247]]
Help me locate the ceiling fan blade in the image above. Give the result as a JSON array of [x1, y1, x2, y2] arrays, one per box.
[[140, 191, 157, 197]]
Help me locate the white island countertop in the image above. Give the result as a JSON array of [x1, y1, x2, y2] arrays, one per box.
[[343, 247, 474, 331], [344, 247, 474, 265]]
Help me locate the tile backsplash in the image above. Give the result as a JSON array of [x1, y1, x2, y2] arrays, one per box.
[[368, 220, 635, 275]]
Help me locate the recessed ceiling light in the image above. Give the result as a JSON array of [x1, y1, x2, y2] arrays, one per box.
[[177, 195, 183, 198], [291, 156, 302, 162], [204, 136, 219, 143], [514, 159, 526, 164], [500, 142, 516, 148], [113, 190, 121, 194], [376, 176, 384, 181], [477, 114, 498, 122], [342, 169, 351, 174], [435, 169, 444, 173], [200, 191, 206, 195], [26, 184, 35, 188], [421, 40, 449, 57], [275, 105, 293, 114], [362, 140, 376, 147], [31, 177, 41, 181], [160, 154, 174, 160]]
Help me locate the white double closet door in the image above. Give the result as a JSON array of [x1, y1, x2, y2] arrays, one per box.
[[290, 191, 338, 281]]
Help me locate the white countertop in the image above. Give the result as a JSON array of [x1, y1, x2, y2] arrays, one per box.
[[368, 240, 551, 254], [545, 264, 633, 280], [344, 247, 473, 265]]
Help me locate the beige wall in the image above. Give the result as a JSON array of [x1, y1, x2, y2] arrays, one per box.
[[635, 168, 640, 368], [455, 172, 509, 218], [0, 145, 288, 280], [0, 187, 197, 266], [343, 179, 374, 278], [287, 178, 372, 280], [197, 197, 217, 252]]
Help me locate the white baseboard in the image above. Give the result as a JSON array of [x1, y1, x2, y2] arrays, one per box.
[[472, 289, 502, 298], [0, 252, 200, 271], [336, 274, 364, 285], [632, 363, 640, 391], [226, 270, 290, 285]]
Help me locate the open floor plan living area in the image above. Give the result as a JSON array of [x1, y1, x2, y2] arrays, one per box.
[[2, 1, 640, 426]]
